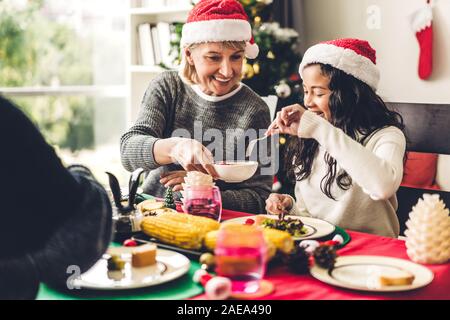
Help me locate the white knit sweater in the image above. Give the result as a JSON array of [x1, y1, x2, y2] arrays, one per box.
[[287, 111, 406, 238]]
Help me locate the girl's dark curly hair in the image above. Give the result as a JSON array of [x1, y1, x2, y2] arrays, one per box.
[[285, 63, 405, 200]]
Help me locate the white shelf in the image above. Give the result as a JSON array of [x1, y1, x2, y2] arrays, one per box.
[[0, 85, 126, 98], [126, 0, 189, 125], [129, 6, 192, 15], [129, 65, 166, 73]]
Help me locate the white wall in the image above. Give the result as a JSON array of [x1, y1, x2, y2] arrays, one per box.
[[302, 0, 450, 103], [302, 0, 450, 190]]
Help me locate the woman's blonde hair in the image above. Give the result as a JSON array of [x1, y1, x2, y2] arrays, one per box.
[[178, 41, 246, 85]]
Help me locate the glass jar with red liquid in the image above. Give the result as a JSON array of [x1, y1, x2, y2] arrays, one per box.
[[182, 185, 222, 221], [214, 224, 268, 294]]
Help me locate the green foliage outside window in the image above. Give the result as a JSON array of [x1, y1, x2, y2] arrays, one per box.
[[0, 0, 94, 151]]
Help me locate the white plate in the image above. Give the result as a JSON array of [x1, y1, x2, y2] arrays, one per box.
[[310, 255, 434, 292], [73, 247, 191, 290], [223, 215, 336, 240]]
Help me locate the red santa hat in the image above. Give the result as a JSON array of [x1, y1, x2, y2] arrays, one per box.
[[181, 0, 259, 59], [299, 38, 380, 91]]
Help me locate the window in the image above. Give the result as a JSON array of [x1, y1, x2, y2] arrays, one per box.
[[1, 0, 129, 184]]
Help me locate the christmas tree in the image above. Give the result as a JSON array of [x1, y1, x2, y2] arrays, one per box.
[[240, 0, 302, 100], [239, 0, 301, 196], [241, 0, 302, 197], [164, 187, 177, 209]]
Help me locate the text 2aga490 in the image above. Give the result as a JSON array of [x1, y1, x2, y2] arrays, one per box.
[[221, 304, 271, 315]]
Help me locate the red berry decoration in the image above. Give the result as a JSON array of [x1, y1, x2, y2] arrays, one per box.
[[193, 269, 231, 300], [244, 218, 255, 225], [123, 239, 137, 247], [322, 240, 339, 247]]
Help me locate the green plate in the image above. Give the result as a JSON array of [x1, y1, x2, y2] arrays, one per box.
[[135, 193, 155, 203], [37, 221, 204, 300], [36, 260, 203, 300], [37, 193, 204, 300], [319, 225, 351, 249]]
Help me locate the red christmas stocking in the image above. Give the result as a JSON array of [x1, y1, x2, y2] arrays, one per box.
[[410, 1, 433, 80]]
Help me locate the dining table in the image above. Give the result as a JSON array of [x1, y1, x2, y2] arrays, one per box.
[[37, 205, 450, 300], [192, 208, 450, 300]]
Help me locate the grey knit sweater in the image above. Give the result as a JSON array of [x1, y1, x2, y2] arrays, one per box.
[[120, 71, 273, 213]]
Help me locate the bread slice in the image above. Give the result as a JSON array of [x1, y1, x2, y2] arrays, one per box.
[[379, 270, 415, 286], [137, 200, 165, 215]]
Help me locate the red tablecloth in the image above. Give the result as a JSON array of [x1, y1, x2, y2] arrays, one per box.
[[193, 209, 450, 300]]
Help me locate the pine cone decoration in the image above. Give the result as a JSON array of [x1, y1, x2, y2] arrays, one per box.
[[313, 245, 337, 270], [405, 194, 450, 264], [284, 246, 310, 274]]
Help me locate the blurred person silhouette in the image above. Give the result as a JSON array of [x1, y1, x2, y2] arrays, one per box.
[[0, 95, 113, 299]]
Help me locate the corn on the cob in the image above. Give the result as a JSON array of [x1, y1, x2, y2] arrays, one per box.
[[140, 212, 220, 250], [204, 230, 219, 251], [262, 228, 294, 254], [159, 212, 220, 234], [141, 216, 203, 250], [265, 241, 277, 260]]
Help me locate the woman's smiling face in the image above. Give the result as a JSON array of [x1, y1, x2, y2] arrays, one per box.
[[302, 64, 332, 121], [185, 42, 245, 96]]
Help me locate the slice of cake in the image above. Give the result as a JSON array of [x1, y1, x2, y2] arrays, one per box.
[[131, 243, 157, 268]]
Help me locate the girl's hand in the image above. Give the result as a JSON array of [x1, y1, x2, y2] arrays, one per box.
[[265, 193, 293, 216], [266, 104, 307, 137], [160, 171, 187, 192], [169, 138, 219, 179]]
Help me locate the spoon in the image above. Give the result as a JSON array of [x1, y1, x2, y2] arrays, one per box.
[[246, 122, 281, 158], [246, 135, 268, 158]]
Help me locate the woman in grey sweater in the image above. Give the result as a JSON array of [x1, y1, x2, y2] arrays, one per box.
[[120, 0, 273, 213]]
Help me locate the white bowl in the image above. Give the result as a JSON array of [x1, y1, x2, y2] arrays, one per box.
[[212, 161, 259, 183]]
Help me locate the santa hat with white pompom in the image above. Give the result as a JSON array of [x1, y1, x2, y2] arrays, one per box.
[[180, 0, 259, 59], [299, 38, 380, 91]]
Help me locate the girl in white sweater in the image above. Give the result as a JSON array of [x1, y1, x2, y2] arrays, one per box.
[[265, 39, 406, 237]]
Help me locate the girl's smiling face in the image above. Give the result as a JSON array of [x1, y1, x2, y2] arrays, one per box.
[[185, 42, 245, 96], [302, 64, 332, 121]]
